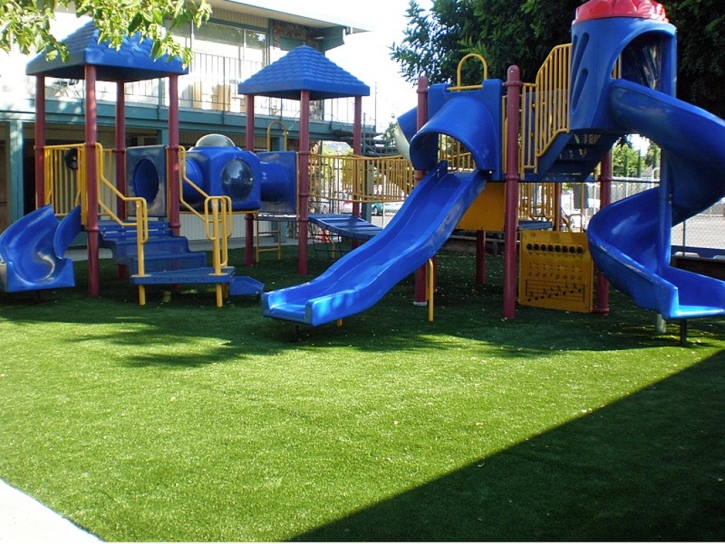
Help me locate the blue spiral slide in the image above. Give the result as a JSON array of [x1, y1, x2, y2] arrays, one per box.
[[0, 205, 82, 293], [587, 79, 725, 320]]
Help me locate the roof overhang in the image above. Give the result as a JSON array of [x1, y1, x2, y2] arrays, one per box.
[[214, 0, 372, 33]]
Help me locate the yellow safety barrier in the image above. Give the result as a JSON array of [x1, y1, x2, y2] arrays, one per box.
[[307, 153, 415, 209], [43, 144, 84, 217]]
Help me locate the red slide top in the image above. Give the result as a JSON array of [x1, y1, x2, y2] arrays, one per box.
[[574, 0, 668, 23]]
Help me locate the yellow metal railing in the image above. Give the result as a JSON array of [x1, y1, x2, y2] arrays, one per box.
[[179, 147, 234, 306], [438, 136, 475, 172], [94, 144, 150, 304], [534, 44, 572, 162], [307, 154, 415, 209], [43, 144, 84, 216]]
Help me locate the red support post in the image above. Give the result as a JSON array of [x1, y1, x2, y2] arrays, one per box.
[[594, 151, 612, 315], [167, 74, 180, 237], [298, 90, 311, 275], [34, 76, 46, 209], [114, 81, 127, 221], [245, 94, 256, 266], [414, 76, 429, 306], [503, 65, 523, 319], [84, 65, 100, 297], [115, 81, 128, 280]]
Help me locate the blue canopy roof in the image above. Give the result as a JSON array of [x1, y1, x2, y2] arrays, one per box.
[[26, 22, 187, 81], [238, 45, 370, 100]]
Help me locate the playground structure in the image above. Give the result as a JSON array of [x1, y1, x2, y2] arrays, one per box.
[[2, 0, 725, 334], [262, 0, 725, 329]]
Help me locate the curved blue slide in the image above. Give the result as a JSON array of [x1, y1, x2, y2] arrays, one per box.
[[587, 79, 725, 319], [0, 205, 82, 293], [263, 163, 487, 326]]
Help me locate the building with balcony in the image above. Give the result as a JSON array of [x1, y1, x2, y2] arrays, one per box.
[[0, 2, 377, 231]]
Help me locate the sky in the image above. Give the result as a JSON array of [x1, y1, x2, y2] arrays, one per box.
[[323, 0, 433, 131]]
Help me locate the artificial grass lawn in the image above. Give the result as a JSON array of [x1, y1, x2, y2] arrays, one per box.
[[1, 245, 724, 541]]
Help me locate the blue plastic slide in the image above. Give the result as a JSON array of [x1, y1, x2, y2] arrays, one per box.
[[262, 162, 488, 326], [0, 205, 82, 292], [587, 79, 725, 319]]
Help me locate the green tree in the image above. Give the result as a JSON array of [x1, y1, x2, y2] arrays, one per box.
[[666, 0, 725, 118], [391, 0, 724, 117], [0, 0, 211, 65], [390, 0, 580, 84]]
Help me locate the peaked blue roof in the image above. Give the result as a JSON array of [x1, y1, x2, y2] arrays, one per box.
[[238, 45, 370, 100], [26, 22, 187, 81]]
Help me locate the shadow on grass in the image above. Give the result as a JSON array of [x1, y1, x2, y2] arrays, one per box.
[[294, 350, 725, 541], [1, 248, 723, 368]]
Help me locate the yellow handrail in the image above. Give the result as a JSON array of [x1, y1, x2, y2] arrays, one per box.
[[179, 147, 234, 276], [93, 144, 150, 304], [448, 53, 489, 92], [266, 120, 288, 151]]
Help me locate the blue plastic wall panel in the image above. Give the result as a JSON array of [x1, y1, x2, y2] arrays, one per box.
[[570, 17, 676, 132], [410, 80, 504, 177], [185, 147, 263, 211], [127, 145, 168, 217], [257, 151, 297, 215]]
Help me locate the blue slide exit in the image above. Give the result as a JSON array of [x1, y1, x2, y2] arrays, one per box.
[[262, 163, 488, 326], [0, 205, 82, 293], [587, 79, 725, 319]]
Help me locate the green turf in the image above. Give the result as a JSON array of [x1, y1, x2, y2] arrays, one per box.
[[1, 246, 723, 541]]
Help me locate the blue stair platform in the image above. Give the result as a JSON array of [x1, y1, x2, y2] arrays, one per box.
[[98, 220, 263, 298]]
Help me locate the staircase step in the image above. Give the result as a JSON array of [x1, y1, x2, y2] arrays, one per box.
[[130, 267, 236, 285], [115, 252, 208, 274], [105, 237, 193, 257]]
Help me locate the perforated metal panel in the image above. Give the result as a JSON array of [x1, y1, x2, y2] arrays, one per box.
[[518, 230, 594, 313]]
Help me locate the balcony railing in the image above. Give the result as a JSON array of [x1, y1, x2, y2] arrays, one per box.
[[6, 51, 361, 126]]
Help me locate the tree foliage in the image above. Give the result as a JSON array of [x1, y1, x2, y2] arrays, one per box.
[[391, 0, 725, 117], [0, 0, 211, 65], [665, 0, 725, 118], [390, 0, 580, 84]]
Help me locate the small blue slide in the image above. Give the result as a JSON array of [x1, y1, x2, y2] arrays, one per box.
[[0, 205, 82, 293], [262, 83, 502, 327], [587, 80, 725, 319], [262, 163, 488, 326]]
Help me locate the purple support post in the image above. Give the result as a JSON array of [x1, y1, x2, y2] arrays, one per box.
[[245, 94, 256, 267], [34, 76, 46, 209], [414, 76, 429, 305], [298, 90, 311, 275], [503, 65, 523, 319], [84, 65, 100, 297], [594, 151, 612, 315], [167, 75, 180, 237]]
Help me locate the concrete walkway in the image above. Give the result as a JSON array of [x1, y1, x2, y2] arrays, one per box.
[[0, 479, 100, 542]]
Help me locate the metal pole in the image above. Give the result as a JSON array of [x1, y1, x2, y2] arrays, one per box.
[[503, 66, 522, 318], [414, 76, 429, 305], [594, 150, 612, 315]]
